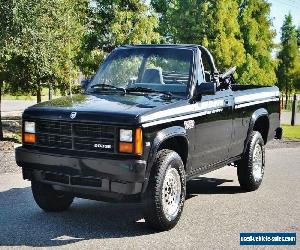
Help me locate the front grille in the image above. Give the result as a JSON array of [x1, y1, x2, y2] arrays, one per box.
[[37, 120, 71, 135], [73, 123, 114, 138], [35, 119, 116, 153], [37, 134, 72, 149]]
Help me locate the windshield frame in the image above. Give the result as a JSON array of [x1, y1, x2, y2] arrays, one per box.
[[86, 46, 197, 98]]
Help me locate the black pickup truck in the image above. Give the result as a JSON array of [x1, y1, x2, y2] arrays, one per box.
[[16, 44, 281, 231]]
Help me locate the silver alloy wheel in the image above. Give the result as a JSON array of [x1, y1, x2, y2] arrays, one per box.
[[252, 144, 263, 182], [162, 167, 182, 221]]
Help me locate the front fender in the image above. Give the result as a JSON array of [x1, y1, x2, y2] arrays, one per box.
[[141, 126, 188, 193]]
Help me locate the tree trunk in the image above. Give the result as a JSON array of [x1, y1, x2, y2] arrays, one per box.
[[291, 94, 296, 126], [37, 82, 42, 103], [284, 88, 288, 110], [0, 82, 3, 140]]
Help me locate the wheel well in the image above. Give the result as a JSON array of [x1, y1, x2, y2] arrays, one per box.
[[253, 116, 269, 144], [157, 136, 188, 167]]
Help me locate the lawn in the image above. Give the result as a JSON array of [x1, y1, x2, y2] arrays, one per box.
[[282, 125, 300, 140]]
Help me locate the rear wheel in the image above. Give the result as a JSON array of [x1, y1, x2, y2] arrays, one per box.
[[31, 181, 74, 212], [237, 131, 265, 191], [143, 149, 186, 231]]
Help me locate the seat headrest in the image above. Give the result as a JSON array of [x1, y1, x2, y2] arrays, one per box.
[[141, 68, 164, 84]]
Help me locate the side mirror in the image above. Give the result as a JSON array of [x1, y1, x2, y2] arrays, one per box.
[[81, 79, 90, 90], [195, 82, 216, 98]]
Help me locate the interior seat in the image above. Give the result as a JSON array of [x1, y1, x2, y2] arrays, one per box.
[[141, 68, 164, 84]]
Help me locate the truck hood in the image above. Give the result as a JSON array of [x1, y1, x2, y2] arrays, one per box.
[[23, 93, 184, 125]]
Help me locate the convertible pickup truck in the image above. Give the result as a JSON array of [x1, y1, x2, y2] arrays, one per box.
[[16, 44, 282, 231]]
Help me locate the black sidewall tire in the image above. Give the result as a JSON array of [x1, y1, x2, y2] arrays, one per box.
[[31, 181, 74, 212], [237, 131, 265, 191], [143, 149, 186, 231]]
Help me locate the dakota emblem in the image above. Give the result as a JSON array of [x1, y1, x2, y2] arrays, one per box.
[[94, 143, 112, 149], [70, 112, 77, 119]]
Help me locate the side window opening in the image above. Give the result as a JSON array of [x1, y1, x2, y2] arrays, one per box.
[[201, 53, 212, 82]]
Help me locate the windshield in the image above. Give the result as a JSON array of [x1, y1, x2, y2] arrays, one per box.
[[87, 47, 194, 96]]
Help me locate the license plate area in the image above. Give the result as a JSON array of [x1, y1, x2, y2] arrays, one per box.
[[43, 172, 102, 188]]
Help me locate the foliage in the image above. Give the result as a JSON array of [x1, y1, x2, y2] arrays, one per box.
[[152, 0, 244, 74], [276, 14, 300, 96], [76, 48, 107, 77], [238, 0, 277, 85], [297, 26, 300, 47], [77, 0, 160, 77], [0, 0, 88, 101], [88, 0, 160, 51], [152, 0, 280, 85], [0, 0, 299, 107]]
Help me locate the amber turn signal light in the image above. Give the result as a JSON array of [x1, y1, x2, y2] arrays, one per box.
[[134, 128, 143, 155], [23, 133, 36, 144], [119, 142, 133, 153]]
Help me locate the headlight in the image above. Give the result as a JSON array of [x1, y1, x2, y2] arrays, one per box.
[[119, 128, 143, 155], [24, 121, 36, 133], [23, 121, 36, 144], [119, 129, 133, 142]]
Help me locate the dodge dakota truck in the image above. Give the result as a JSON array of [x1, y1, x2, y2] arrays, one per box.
[[16, 44, 282, 231]]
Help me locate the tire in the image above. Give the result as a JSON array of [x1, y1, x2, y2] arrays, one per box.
[[31, 181, 74, 212], [143, 149, 186, 231], [237, 131, 265, 191]]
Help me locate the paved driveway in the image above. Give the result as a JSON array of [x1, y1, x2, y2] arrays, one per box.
[[1, 100, 36, 117], [0, 142, 299, 249], [281, 111, 300, 125]]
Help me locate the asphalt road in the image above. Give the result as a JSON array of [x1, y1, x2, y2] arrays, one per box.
[[0, 145, 299, 249], [1, 100, 36, 117]]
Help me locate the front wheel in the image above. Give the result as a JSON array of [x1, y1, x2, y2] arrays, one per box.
[[31, 181, 74, 212], [237, 131, 265, 191], [143, 149, 186, 231]]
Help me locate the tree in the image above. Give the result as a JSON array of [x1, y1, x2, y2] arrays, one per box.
[[297, 26, 300, 47], [277, 14, 300, 107], [1, 0, 87, 102], [0, 0, 16, 139], [78, 0, 160, 76], [0, 0, 87, 138], [50, 0, 88, 96], [152, 0, 245, 72], [237, 0, 277, 85], [206, 0, 245, 71]]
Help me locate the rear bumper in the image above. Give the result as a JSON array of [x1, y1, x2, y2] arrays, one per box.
[[16, 147, 147, 201]]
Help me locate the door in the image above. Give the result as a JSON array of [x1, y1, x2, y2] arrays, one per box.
[[191, 89, 233, 171]]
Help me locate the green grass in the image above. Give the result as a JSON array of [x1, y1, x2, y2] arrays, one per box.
[[282, 125, 300, 140]]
